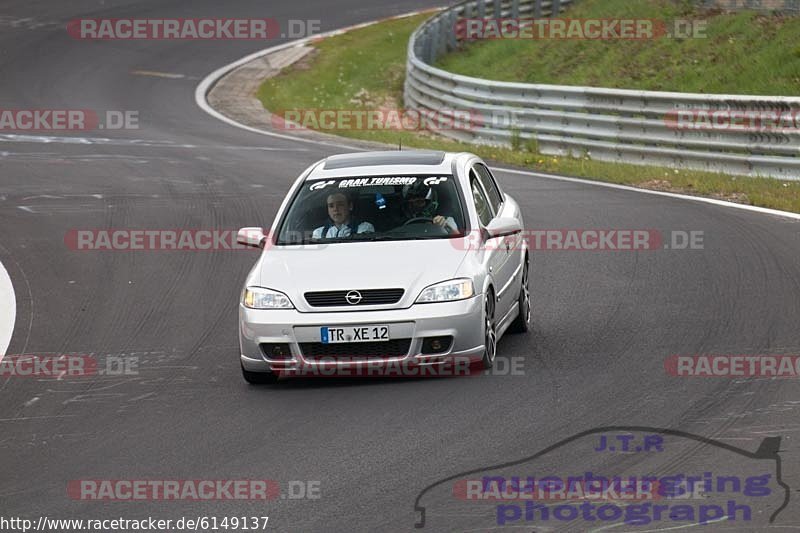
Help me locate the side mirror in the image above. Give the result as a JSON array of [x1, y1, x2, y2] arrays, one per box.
[[237, 227, 267, 248], [485, 217, 522, 238]]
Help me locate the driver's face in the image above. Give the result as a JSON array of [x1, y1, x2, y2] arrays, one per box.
[[406, 196, 427, 213], [327, 194, 351, 225]]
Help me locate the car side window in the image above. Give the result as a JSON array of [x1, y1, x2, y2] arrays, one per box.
[[470, 172, 494, 227], [473, 164, 503, 213]]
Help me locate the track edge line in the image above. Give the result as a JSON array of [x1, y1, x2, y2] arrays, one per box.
[[0, 259, 16, 359]]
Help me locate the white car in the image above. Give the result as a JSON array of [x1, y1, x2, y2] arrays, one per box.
[[236, 151, 530, 383]]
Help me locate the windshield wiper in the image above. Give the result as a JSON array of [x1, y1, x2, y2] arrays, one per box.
[[280, 234, 450, 245], [361, 234, 448, 241], [359, 234, 402, 241]]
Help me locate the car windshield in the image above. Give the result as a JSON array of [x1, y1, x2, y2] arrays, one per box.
[[276, 175, 466, 244]]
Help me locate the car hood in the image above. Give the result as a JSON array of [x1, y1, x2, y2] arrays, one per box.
[[256, 239, 469, 312]]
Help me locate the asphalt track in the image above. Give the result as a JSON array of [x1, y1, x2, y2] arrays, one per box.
[[1, 1, 799, 531]]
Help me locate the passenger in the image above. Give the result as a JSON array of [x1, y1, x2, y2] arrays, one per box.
[[401, 182, 458, 233], [312, 192, 375, 239]]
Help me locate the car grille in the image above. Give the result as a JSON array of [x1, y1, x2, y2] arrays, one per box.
[[304, 289, 405, 307], [299, 339, 411, 360]]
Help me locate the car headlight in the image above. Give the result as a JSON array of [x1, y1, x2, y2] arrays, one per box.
[[243, 287, 294, 309], [416, 278, 475, 303]]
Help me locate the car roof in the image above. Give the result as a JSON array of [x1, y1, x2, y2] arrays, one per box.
[[307, 151, 463, 179], [323, 150, 446, 170]]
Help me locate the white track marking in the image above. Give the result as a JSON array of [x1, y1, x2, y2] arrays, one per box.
[[0, 133, 309, 151], [0, 258, 15, 359], [194, 9, 440, 151], [496, 168, 800, 221]]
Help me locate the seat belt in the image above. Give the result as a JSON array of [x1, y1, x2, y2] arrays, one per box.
[[321, 219, 359, 238]]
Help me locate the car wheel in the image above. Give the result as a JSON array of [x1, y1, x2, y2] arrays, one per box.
[[241, 363, 279, 385], [481, 291, 497, 369], [509, 258, 531, 334]]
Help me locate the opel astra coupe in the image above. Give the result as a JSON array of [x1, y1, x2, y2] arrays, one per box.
[[237, 151, 530, 383]]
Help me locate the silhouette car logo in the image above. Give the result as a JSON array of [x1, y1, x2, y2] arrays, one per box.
[[423, 177, 448, 186], [309, 180, 336, 191], [413, 426, 790, 529]]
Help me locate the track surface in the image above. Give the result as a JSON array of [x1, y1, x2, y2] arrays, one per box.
[[1, 1, 799, 531]]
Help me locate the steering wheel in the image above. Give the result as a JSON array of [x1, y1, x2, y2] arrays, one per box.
[[402, 217, 435, 226], [400, 217, 450, 236]]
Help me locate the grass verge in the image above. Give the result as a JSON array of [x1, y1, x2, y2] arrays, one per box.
[[437, 0, 800, 95], [257, 12, 800, 214]]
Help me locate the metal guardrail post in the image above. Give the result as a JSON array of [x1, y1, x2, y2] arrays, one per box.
[[437, 17, 446, 61], [422, 28, 432, 63], [534, 0, 543, 17], [552, 0, 561, 15], [447, 10, 458, 51], [512, 0, 520, 18]]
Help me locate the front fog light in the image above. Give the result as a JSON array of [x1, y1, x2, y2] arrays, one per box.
[[422, 336, 453, 354]]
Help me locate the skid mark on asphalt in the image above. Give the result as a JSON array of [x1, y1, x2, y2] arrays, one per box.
[[23, 397, 39, 407], [62, 393, 127, 405], [9, 193, 249, 214], [0, 16, 60, 30], [589, 516, 729, 532], [0, 134, 182, 146], [129, 392, 156, 402], [0, 415, 75, 422], [17, 204, 107, 215], [8, 183, 281, 216]]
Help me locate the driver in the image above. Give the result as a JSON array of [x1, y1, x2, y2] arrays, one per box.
[[401, 181, 458, 234], [312, 192, 375, 239]]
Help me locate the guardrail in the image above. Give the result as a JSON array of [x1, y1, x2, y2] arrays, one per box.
[[404, 0, 800, 179], [696, 0, 800, 15]]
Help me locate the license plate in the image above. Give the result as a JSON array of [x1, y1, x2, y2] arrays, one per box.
[[320, 325, 390, 343]]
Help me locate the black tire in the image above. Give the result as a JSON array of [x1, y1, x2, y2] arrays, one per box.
[[509, 258, 531, 334], [481, 290, 497, 370], [241, 363, 279, 385]]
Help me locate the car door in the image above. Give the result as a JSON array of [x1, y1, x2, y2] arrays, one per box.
[[473, 163, 522, 320], [468, 168, 509, 316]]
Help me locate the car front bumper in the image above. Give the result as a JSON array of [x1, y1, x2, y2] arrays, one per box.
[[239, 295, 484, 377]]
